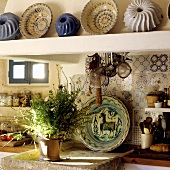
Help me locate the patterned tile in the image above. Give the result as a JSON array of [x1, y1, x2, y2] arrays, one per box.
[[116, 91, 133, 112], [124, 126, 132, 144], [70, 74, 87, 91], [133, 73, 149, 90], [133, 91, 148, 110], [169, 55, 170, 71], [134, 110, 146, 126], [132, 126, 142, 145], [150, 73, 168, 91], [133, 74, 148, 109], [132, 55, 150, 73], [150, 54, 168, 72]]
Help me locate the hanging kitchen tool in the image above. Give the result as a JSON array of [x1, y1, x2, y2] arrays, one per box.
[[88, 53, 104, 106], [116, 55, 132, 79], [104, 53, 117, 77], [113, 53, 122, 65], [89, 54, 108, 88]]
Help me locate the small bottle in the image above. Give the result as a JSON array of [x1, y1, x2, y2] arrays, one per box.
[[0, 93, 7, 106], [163, 88, 168, 108], [6, 95, 13, 107], [154, 115, 164, 143]]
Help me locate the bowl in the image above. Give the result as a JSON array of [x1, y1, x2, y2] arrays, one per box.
[[81, 0, 118, 35], [19, 3, 53, 39], [154, 102, 162, 108]]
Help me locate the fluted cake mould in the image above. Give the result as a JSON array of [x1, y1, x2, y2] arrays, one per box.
[[124, 0, 163, 32]]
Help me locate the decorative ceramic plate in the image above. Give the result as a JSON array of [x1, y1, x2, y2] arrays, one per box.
[[19, 3, 52, 39], [78, 96, 130, 152], [81, 0, 118, 35]]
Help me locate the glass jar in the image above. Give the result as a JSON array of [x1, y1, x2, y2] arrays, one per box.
[[6, 95, 13, 107], [13, 93, 20, 107], [0, 93, 7, 106]]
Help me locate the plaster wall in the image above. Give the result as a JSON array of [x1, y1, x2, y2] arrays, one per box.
[[0, 0, 7, 14], [4, 0, 170, 35]]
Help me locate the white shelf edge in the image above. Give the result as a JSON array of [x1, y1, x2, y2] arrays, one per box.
[[145, 108, 170, 112], [0, 31, 170, 57]]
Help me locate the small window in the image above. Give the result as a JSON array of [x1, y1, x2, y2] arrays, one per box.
[[8, 60, 49, 84]]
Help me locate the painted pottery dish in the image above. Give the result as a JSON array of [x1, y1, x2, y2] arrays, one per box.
[[81, 0, 118, 35], [20, 3, 52, 39], [78, 96, 130, 152]]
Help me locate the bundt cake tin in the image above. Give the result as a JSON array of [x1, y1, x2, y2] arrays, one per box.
[[55, 13, 80, 37], [124, 0, 163, 32], [0, 12, 20, 41]]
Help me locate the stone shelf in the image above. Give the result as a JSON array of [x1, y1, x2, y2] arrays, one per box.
[[1, 147, 133, 170]]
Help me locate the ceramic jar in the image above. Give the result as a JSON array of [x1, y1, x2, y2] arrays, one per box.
[[55, 13, 80, 37], [0, 93, 7, 106]]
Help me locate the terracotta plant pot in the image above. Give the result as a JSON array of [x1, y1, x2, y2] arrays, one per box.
[[146, 95, 159, 107], [38, 136, 61, 161]]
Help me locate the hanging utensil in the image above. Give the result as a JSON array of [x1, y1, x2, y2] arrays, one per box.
[[113, 53, 122, 65], [116, 56, 132, 79], [104, 53, 117, 77], [88, 53, 104, 106]]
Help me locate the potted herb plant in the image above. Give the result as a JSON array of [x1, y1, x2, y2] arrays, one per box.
[[16, 70, 92, 161]]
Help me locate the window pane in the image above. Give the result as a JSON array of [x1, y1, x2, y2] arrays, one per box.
[[32, 64, 45, 79], [13, 60, 23, 62], [13, 65, 25, 79]]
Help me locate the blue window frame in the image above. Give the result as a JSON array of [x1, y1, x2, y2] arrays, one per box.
[[9, 60, 49, 84]]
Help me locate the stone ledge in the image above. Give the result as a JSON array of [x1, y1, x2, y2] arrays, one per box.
[[1, 147, 133, 170]]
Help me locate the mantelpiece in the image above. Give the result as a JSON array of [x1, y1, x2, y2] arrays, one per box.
[[1, 31, 170, 63]]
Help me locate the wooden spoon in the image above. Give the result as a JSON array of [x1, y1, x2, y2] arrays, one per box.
[[144, 128, 150, 134], [139, 122, 144, 134]]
